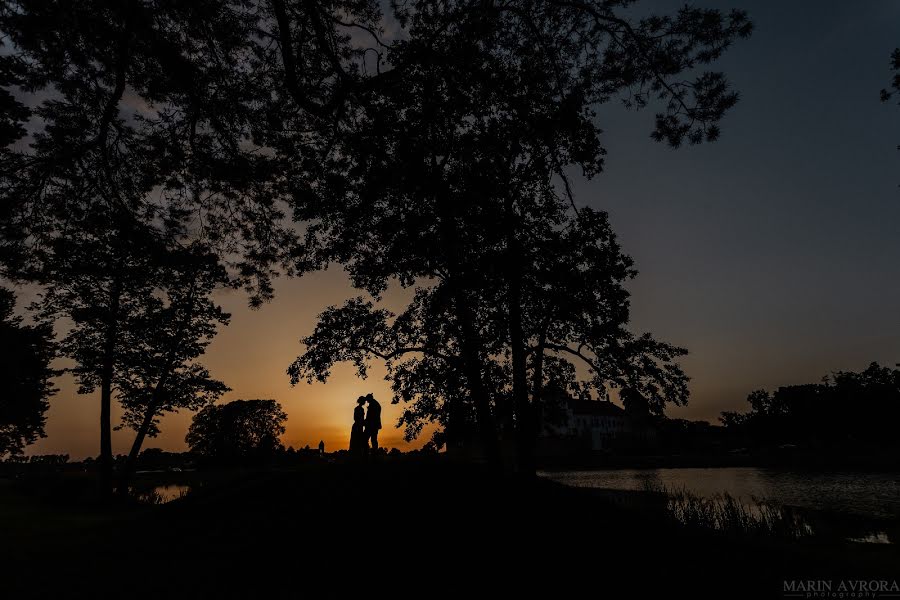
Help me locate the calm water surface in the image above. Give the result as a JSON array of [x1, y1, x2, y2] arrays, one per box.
[[130, 483, 192, 504], [542, 467, 900, 520]]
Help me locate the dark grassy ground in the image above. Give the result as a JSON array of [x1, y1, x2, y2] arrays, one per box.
[[1, 458, 897, 598]]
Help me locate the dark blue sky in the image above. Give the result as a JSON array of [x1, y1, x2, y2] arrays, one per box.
[[576, 1, 900, 420]]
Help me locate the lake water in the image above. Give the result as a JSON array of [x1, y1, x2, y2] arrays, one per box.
[[131, 484, 192, 504], [541, 467, 900, 521]]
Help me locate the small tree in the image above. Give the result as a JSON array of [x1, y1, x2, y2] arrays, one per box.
[[37, 212, 231, 494], [186, 399, 287, 460], [115, 247, 231, 492], [0, 287, 56, 457], [38, 212, 162, 492]]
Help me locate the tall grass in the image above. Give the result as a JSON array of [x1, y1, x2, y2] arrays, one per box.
[[133, 487, 191, 505], [641, 482, 813, 540]]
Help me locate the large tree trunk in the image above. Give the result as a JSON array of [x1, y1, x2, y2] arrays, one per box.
[[117, 365, 174, 496], [452, 288, 501, 470], [431, 164, 501, 469], [506, 235, 534, 477], [529, 335, 546, 465], [99, 276, 121, 498], [117, 402, 159, 496], [96, 6, 131, 501], [444, 388, 463, 453], [508, 280, 533, 475], [530, 335, 546, 429]]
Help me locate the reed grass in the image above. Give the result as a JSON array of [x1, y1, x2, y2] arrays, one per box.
[[640, 481, 813, 540], [133, 487, 190, 505]]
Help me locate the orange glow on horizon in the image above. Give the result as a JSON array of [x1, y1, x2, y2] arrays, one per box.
[[27, 270, 430, 459], [24, 265, 776, 460]]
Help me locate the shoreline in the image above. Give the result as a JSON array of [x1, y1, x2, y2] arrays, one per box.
[[537, 452, 900, 472], [1, 460, 897, 597]]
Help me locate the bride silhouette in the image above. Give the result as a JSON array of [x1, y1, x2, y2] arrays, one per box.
[[349, 397, 366, 457]]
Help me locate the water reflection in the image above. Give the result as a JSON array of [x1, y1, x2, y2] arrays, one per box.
[[542, 467, 898, 544], [132, 484, 192, 504], [849, 531, 891, 544]]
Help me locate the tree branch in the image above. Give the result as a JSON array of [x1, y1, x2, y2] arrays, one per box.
[[546, 0, 696, 119], [354, 345, 451, 362], [543, 341, 602, 372]]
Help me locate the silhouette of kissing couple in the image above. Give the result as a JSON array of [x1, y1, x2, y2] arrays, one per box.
[[350, 393, 381, 457]]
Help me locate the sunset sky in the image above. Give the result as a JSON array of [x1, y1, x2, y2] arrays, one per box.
[[25, 0, 900, 459]]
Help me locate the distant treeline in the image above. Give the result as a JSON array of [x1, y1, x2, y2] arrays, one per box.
[[0, 445, 439, 475], [3, 454, 69, 465], [720, 362, 900, 450]]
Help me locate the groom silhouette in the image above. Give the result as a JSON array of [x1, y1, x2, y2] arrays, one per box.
[[363, 394, 382, 452]]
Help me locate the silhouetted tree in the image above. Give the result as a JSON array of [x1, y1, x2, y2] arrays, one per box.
[[289, 1, 749, 472], [31, 202, 232, 493], [290, 290, 497, 450], [0, 48, 25, 148], [0, 0, 303, 284], [0, 0, 399, 286], [0, 0, 309, 493], [721, 362, 900, 450], [114, 247, 231, 493], [291, 207, 690, 464], [1, 1, 752, 478], [33, 210, 152, 492], [0, 287, 56, 457], [33, 206, 234, 495], [186, 399, 288, 460], [0, 0, 395, 490]]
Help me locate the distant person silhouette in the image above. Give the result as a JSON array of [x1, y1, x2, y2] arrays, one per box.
[[363, 393, 382, 452], [349, 398, 366, 457]]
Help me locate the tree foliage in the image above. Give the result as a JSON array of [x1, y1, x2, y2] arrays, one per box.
[[880, 47, 900, 106], [0, 0, 307, 299], [288, 1, 750, 465], [112, 249, 231, 439], [720, 362, 900, 449], [0, 287, 56, 456], [1, 1, 753, 474], [31, 205, 231, 489], [0, 0, 341, 489], [186, 399, 288, 459]]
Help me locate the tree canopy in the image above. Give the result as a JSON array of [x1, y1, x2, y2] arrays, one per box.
[[0, 0, 315, 490], [0, 287, 56, 457], [721, 362, 900, 449], [880, 47, 900, 108], [1, 1, 753, 476], [288, 1, 751, 469], [186, 399, 288, 460]]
